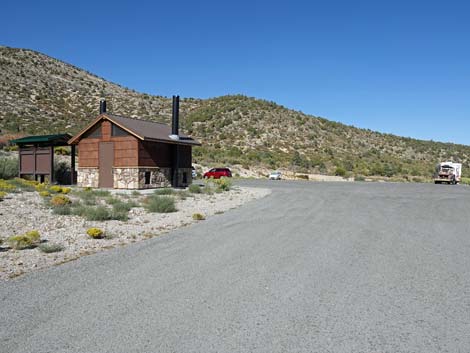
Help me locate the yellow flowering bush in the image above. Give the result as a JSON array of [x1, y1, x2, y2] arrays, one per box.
[[0, 179, 16, 192], [50, 195, 71, 206], [192, 213, 205, 220], [49, 185, 63, 193], [7, 230, 41, 250], [86, 228, 103, 239], [35, 183, 48, 192]]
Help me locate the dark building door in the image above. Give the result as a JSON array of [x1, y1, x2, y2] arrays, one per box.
[[99, 142, 114, 188]]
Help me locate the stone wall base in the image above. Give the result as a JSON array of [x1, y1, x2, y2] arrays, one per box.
[[114, 167, 173, 189], [77, 168, 99, 188], [77, 167, 192, 189], [176, 168, 192, 188]]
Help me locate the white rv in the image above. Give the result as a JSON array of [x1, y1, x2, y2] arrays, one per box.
[[434, 162, 462, 184]]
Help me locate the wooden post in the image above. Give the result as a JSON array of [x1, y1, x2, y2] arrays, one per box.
[[18, 146, 21, 178], [71, 145, 76, 184], [50, 145, 54, 183], [33, 144, 37, 181]]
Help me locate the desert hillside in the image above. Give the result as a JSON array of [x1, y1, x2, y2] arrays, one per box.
[[1, 45, 469, 178]]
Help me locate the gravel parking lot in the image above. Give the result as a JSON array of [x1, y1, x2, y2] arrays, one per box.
[[1, 180, 470, 352]]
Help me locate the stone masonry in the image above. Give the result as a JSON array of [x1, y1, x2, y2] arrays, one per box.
[[78, 167, 191, 189], [77, 168, 99, 188], [114, 167, 173, 189]]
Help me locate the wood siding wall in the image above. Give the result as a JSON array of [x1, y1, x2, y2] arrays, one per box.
[[139, 141, 171, 167], [178, 145, 192, 168], [114, 136, 139, 167], [78, 138, 99, 167], [77, 120, 192, 169], [138, 142, 192, 168]]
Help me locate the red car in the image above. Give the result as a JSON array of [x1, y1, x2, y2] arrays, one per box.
[[203, 168, 232, 179]]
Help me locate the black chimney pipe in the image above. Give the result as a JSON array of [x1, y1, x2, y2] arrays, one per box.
[[100, 99, 107, 114], [171, 95, 179, 136], [99, 99, 107, 114]]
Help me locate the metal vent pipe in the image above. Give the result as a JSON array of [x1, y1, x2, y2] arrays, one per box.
[[99, 99, 107, 114], [171, 95, 179, 136]]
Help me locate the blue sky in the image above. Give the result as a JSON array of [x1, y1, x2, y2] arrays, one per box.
[[1, 0, 469, 144]]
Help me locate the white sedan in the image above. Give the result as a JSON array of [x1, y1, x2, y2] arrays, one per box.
[[269, 171, 282, 180]]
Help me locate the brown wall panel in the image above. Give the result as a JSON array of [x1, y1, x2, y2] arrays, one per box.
[[114, 136, 138, 167], [78, 139, 99, 167], [138, 141, 172, 167], [178, 145, 192, 168], [36, 153, 52, 174], [102, 121, 111, 141], [20, 154, 34, 173]]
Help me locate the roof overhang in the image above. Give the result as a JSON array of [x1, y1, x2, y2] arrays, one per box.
[[11, 133, 72, 146]]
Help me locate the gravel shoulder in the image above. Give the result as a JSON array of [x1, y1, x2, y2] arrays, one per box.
[[0, 185, 270, 280]]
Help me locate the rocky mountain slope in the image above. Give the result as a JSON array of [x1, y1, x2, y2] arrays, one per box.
[[1, 45, 469, 178]]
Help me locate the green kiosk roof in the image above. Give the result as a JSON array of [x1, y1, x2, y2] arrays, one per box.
[[10, 134, 72, 146]]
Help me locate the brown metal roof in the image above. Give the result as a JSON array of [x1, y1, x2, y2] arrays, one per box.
[[68, 114, 201, 146]]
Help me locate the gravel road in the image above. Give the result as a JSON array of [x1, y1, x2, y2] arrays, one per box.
[[1, 181, 470, 352]]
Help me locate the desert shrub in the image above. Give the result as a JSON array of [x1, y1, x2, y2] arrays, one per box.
[[335, 167, 347, 177], [51, 195, 71, 206], [8, 178, 37, 191], [54, 161, 71, 185], [412, 177, 425, 183], [61, 187, 71, 194], [0, 191, 6, 200], [296, 174, 309, 180], [110, 210, 129, 221], [54, 146, 70, 155], [144, 196, 177, 213], [75, 188, 109, 199], [112, 201, 136, 213], [154, 188, 175, 196], [354, 175, 366, 182], [39, 191, 51, 197], [38, 243, 64, 253], [82, 194, 97, 205], [70, 203, 87, 217], [0, 157, 18, 180], [74, 189, 101, 205], [131, 190, 141, 197], [49, 185, 63, 193], [24, 230, 40, 242], [35, 183, 47, 192], [92, 190, 111, 197], [105, 197, 120, 205], [52, 205, 71, 215], [84, 206, 110, 221], [461, 177, 470, 185], [177, 190, 191, 200], [7, 230, 41, 250], [86, 228, 103, 239], [215, 178, 231, 191], [192, 213, 205, 220], [0, 179, 17, 192], [7, 235, 34, 250], [188, 184, 202, 194], [202, 185, 214, 195]]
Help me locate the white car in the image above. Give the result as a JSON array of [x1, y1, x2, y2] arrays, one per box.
[[269, 171, 282, 180]]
